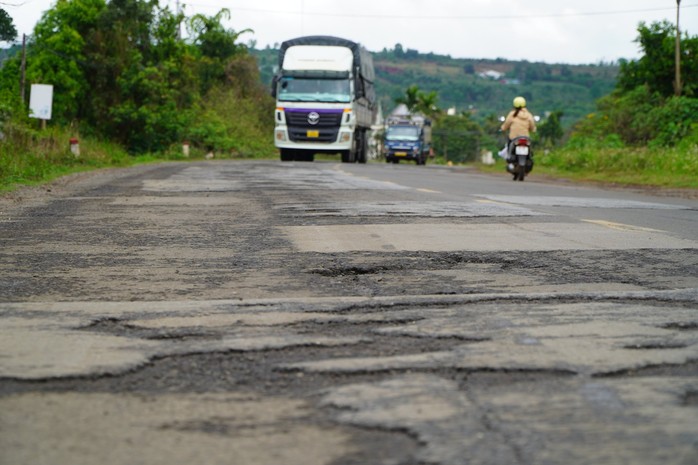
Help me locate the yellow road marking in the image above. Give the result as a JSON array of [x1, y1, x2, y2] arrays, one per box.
[[416, 188, 441, 194], [581, 219, 664, 233]]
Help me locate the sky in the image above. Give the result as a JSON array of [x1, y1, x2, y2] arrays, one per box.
[[4, 0, 698, 64]]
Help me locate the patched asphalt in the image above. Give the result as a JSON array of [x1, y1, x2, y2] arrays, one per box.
[[1, 161, 697, 465]]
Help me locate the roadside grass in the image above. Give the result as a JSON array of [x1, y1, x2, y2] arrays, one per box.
[[3, 122, 697, 192], [1, 124, 171, 192], [475, 143, 698, 189], [0, 123, 276, 193]]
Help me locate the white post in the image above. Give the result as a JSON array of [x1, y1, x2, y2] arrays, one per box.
[[69, 138, 80, 157]]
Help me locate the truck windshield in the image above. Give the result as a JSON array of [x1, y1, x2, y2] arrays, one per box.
[[278, 77, 351, 103], [386, 126, 420, 141]]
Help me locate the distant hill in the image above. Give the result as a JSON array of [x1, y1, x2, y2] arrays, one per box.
[[252, 46, 618, 128]]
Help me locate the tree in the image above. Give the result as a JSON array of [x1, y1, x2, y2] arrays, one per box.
[[432, 114, 482, 163], [415, 90, 439, 118], [188, 9, 250, 60], [537, 111, 564, 147], [395, 84, 420, 112], [26, 0, 106, 122], [188, 9, 252, 93], [0, 8, 17, 42], [0, 0, 266, 154], [617, 21, 697, 97], [395, 84, 439, 118]]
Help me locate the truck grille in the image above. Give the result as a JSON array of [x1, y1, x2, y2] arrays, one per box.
[[285, 109, 343, 142]]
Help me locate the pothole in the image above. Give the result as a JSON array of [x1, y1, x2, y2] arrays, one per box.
[[661, 322, 698, 331], [624, 342, 689, 350], [79, 317, 222, 340], [595, 360, 698, 378], [309, 266, 393, 277], [682, 391, 698, 406]]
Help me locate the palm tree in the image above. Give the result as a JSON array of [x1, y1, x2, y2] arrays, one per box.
[[395, 85, 439, 118], [416, 90, 439, 118], [395, 85, 421, 113], [188, 9, 252, 60]]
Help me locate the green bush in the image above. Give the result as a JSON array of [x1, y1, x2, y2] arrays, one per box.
[[432, 114, 482, 163], [570, 85, 698, 148], [648, 97, 698, 147], [0, 2, 271, 159]]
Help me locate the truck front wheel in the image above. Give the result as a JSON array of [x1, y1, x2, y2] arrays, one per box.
[[357, 130, 368, 164]]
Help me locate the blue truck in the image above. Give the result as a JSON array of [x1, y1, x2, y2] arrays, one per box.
[[383, 115, 432, 165]]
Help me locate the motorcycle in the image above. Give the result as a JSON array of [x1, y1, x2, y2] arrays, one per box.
[[505, 136, 534, 181]]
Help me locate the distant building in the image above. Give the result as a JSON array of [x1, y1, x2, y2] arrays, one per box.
[[478, 70, 504, 80]]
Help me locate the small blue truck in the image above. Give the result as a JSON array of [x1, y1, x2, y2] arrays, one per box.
[[383, 116, 432, 165]]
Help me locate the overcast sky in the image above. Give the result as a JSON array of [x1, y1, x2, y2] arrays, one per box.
[[5, 0, 698, 64]]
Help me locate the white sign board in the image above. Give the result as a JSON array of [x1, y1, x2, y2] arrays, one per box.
[[29, 84, 53, 120]]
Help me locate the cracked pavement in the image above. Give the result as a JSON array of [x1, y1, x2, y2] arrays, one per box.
[[1, 161, 697, 465]]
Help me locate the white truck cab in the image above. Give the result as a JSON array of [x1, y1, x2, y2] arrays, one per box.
[[272, 36, 376, 163]]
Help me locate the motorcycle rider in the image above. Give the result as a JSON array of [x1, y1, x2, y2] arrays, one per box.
[[500, 96, 536, 160]]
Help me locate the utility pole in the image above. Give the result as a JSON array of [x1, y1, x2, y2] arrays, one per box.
[[20, 34, 26, 104], [674, 0, 682, 96], [176, 0, 181, 40]]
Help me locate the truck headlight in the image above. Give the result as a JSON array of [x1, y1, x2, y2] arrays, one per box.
[[275, 130, 287, 142], [339, 132, 352, 143]]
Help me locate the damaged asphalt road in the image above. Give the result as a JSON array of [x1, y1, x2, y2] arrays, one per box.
[[1, 160, 697, 465]]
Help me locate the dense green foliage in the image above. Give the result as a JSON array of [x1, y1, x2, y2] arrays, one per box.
[[617, 21, 697, 97], [394, 84, 438, 118], [373, 50, 616, 128], [431, 114, 483, 163], [0, 0, 275, 158], [572, 87, 698, 148], [534, 21, 698, 188], [565, 21, 698, 149], [537, 111, 564, 148], [0, 8, 17, 42]]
